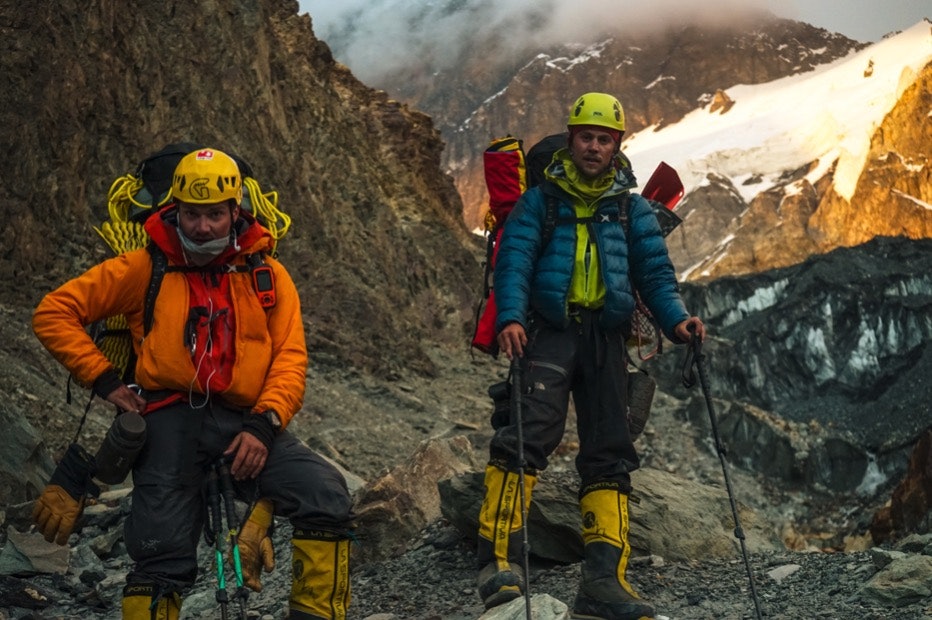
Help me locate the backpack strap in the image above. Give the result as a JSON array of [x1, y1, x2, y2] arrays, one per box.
[[164, 263, 252, 274], [143, 246, 267, 335], [541, 190, 560, 249], [540, 187, 631, 250], [244, 252, 266, 271], [618, 194, 631, 238], [481, 233, 496, 299], [144, 244, 169, 336]]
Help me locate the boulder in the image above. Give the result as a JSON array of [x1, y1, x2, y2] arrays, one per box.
[[352, 435, 480, 563], [871, 428, 932, 543]]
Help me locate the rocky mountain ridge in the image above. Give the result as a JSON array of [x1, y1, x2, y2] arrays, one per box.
[[0, 0, 478, 379], [339, 10, 865, 227], [669, 57, 932, 280]]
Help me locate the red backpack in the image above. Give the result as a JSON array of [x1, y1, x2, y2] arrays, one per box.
[[471, 136, 528, 355]]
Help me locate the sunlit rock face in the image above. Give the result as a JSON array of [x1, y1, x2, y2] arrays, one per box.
[[808, 63, 932, 248], [691, 62, 932, 281]]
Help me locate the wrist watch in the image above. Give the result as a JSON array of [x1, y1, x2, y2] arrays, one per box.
[[263, 409, 282, 430]]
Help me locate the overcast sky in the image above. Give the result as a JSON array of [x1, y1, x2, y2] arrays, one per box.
[[763, 0, 928, 41], [299, 0, 928, 84], [300, 0, 929, 43]]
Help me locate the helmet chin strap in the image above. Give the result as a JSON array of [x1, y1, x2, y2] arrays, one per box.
[[230, 202, 242, 251]]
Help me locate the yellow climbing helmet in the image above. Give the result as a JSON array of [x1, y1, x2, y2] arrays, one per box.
[[567, 92, 625, 132], [171, 148, 243, 206]]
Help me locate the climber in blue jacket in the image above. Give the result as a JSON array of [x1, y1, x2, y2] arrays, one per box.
[[477, 92, 705, 620]]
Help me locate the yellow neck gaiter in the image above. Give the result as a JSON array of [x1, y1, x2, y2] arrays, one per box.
[[550, 152, 616, 309]]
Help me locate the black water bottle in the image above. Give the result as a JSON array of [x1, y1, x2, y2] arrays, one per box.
[[94, 411, 147, 485]]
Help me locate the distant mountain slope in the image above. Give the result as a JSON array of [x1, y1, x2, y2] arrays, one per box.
[[626, 23, 932, 279], [321, 7, 931, 283], [342, 11, 864, 227]]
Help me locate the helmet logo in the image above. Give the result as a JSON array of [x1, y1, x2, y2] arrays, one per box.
[[568, 92, 624, 132], [195, 149, 215, 161], [189, 177, 212, 201]]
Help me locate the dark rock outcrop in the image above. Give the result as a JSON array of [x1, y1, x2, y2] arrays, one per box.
[[657, 237, 932, 494], [871, 428, 932, 543]]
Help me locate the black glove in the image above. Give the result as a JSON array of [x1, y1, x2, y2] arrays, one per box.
[[242, 412, 276, 450], [32, 443, 99, 545]]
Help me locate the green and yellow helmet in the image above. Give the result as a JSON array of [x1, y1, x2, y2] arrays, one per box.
[[567, 92, 625, 132]]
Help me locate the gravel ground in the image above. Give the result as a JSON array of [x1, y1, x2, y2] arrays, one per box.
[[348, 520, 932, 620], [7, 510, 930, 620], [5, 342, 930, 619]]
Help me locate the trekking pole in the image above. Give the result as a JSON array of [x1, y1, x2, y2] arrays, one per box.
[[205, 467, 230, 620], [510, 356, 533, 620], [217, 458, 249, 619], [682, 328, 763, 620]]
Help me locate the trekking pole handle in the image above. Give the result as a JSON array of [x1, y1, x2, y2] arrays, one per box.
[[681, 325, 701, 389], [216, 458, 239, 536], [687, 321, 701, 349], [216, 458, 248, 607], [205, 468, 223, 547], [510, 356, 525, 463], [206, 468, 230, 616]]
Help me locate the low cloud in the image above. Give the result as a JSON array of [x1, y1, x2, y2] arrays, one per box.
[[300, 0, 775, 83]]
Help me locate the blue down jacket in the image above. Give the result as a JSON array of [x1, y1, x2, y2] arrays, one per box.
[[494, 164, 689, 340]]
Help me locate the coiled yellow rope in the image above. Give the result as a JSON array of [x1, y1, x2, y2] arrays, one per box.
[[244, 177, 291, 255], [94, 220, 150, 256]]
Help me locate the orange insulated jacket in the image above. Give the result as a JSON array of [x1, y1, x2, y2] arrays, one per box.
[[32, 208, 307, 428]]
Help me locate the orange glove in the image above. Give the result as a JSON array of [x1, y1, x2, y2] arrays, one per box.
[[32, 443, 98, 545], [237, 498, 275, 591]]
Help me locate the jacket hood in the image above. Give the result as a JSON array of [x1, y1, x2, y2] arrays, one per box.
[[545, 149, 638, 200], [144, 204, 273, 263]]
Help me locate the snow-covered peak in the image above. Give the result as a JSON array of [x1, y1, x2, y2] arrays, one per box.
[[623, 20, 932, 202]]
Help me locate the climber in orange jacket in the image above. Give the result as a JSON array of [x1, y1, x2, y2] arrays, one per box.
[[32, 148, 353, 620]]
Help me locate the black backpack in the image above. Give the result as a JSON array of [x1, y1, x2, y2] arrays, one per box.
[[525, 133, 568, 189]]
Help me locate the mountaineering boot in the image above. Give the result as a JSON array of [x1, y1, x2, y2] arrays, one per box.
[[121, 583, 181, 620], [288, 530, 351, 620], [476, 462, 538, 609], [572, 485, 655, 620]]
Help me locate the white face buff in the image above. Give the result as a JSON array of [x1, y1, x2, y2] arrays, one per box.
[[176, 227, 232, 265]]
